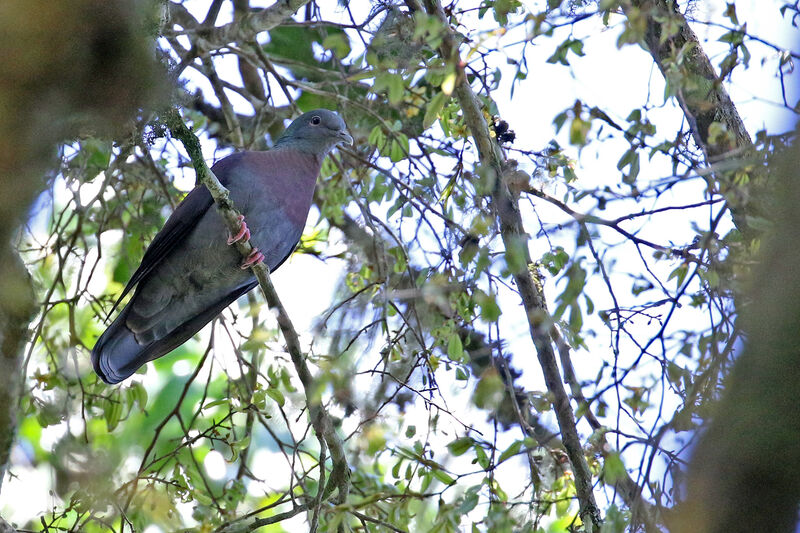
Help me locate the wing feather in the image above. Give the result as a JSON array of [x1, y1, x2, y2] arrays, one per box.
[[106, 153, 245, 316]]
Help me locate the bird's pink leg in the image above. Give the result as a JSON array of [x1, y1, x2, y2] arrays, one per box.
[[240, 248, 265, 270], [227, 214, 251, 245], [227, 215, 264, 269]]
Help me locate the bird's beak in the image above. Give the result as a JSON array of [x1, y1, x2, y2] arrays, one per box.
[[337, 129, 354, 146]]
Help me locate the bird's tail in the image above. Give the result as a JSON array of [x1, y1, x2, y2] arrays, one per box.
[[92, 280, 260, 384], [91, 305, 148, 384]]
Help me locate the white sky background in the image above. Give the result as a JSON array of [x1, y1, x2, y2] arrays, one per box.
[[2, 0, 798, 530]]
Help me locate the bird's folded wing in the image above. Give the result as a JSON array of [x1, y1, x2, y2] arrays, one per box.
[[108, 185, 214, 316]]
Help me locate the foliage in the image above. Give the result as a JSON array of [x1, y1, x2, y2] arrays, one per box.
[[2, 1, 797, 532]]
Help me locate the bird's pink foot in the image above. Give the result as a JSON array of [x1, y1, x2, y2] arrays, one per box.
[[227, 214, 251, 245], [240, 248, 265, 270]]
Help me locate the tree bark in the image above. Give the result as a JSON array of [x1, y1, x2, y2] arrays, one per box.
[[0, 516, 19, 533], [627, 0, 757, 236], [0, 251, 35, 495], [632, 0, 752, 158], [168, 0, 311, 50]]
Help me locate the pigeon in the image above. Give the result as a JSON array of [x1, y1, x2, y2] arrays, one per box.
[[92, 109, 352, 384]]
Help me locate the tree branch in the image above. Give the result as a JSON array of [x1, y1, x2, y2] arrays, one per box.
[[0, 250, 36, 496], [632, 0, 752, 158], [168, 0, 312, 50], [627, 0, 757, 236], [421, 1, 602, 529], [0, 516, 18, 533]]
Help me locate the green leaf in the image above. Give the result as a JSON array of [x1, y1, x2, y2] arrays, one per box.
[[599, 0, 621, 11], [475, 445, 490, 469], [104, 397, 122, 432], [569, 303, 583, 332], [498, 440, 523, 463], [547, 38, 585, 65], [668, 264, 689, 288], [472, 369, 505, 410], [503, 234, 529, 273], [475, 290, 502, 322], [389, 135, 409, 162], [541, 247, 570, 275], [424, 91, 449, 129], [375, 73, 405, 104], [321, 33, 351, 58], [447, 333, 464, 361], [127, 381, 148, 411], [601, 504, 630, 533], [84, 139, 112, 172], [441, 72, 456, 95], [493, 0, 521, 25], [745, 215, 774, 232], [203, 399, 228, 411], [368, 125, 386, 149], [420, 471, 433, 492], [624, 152, 640, 183], [253, 389, 267, 410], [392, 459, 403, 478], [266, 388, 285, 407], [569, 116, 591, 145], [431, 468, 455, 485], [262, 25, 347, 72], [553, 111, 568, 132], [602, 452, 627, 483], [295, 90, 338, 112], [35, 402, 62, 428], [447, 436, 474, 456], [558, 262, 587, 305], [458, 486, 480, 514]]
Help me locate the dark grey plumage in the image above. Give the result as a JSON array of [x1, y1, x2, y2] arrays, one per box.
[[92, 109, 351, 384]]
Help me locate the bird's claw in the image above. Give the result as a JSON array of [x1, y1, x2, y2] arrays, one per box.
[[227, 214, 251, 245], [240, 248, 265, 270], [229, 216, 263, 269]]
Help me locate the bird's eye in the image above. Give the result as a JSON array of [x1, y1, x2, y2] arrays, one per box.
[[310, 116, 321, 125]]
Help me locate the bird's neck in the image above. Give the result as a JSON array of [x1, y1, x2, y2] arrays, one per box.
[[273, 137, 333, 161], [256, 149, 321, 226]]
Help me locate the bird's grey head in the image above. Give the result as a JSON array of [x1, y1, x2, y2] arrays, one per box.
[[273, 109, 353, 155]]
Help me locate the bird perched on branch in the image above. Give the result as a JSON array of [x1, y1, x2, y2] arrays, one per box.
[[92, 109, 352, 384]]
